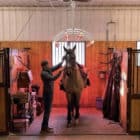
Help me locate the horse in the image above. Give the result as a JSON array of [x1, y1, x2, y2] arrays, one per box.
[[61, 45, 88, 127]]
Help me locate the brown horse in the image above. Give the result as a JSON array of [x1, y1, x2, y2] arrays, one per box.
[[61, 45, 88, 127]]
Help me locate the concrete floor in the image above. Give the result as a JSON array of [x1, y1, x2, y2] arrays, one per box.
[[6, 107, 140, 140], [12, 107, 126, 135]]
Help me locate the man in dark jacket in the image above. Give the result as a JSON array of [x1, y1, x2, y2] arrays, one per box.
[[40, 60, 63, 133]]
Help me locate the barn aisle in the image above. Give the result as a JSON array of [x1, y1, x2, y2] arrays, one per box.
[[11, 107, 126, 136]]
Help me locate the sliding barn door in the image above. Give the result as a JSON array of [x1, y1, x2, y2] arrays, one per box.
[[0, 48, 10, 135], [127, 48, 140, 134]]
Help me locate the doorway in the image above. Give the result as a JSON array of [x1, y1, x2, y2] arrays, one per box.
[[0, 42, 130, 135], [7, 44, 127, 135]]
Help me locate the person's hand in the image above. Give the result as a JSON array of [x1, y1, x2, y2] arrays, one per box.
[[62, 56, 65, 63], [58, 70, 62, 75]]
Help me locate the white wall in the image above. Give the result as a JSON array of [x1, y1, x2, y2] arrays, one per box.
[[0, 6, 140, 41]]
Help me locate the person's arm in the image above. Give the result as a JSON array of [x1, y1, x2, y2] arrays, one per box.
[[51, 56, 65, 72], [51, 62, 62, 72], [41, 70, 61, 81]]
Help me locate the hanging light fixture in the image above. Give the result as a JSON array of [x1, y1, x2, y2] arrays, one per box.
[[53, 0, 93, 43], [53, 27, 93, 42]]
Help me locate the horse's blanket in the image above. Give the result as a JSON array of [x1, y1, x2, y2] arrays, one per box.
[[60, 63, 90, 91], [77, 63, 90, 86]]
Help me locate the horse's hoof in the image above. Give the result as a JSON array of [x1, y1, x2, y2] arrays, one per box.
[[67, 123, 72, 128], [75, 119, 79, 125]]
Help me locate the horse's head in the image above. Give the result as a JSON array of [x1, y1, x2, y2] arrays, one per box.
[[63, 45, 76, 68]]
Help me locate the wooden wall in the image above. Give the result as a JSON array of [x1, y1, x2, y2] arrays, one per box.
[[0, 87, 7, 133], [0, 41, 136, 107], [131, 99, 140, 131], [1, 7, 140, 41], [132, 58, 140, 94]]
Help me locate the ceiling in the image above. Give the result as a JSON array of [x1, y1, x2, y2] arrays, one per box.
[[0, 0, 140, 7]]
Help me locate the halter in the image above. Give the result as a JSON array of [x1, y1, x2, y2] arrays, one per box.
[[63, 46, 76, 76]]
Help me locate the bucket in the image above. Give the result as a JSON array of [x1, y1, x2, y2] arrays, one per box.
[[96, 97, 103, 109]]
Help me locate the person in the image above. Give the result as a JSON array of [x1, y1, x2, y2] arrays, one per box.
[[40, 59, 64, 134]]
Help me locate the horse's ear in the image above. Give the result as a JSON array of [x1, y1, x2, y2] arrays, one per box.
[[63, 46, 67, 52], [72, 45, 76, 51]]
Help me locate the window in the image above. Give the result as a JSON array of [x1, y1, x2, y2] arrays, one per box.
[[52, 41, 85, 66]]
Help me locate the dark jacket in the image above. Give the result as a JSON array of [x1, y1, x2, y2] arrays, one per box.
[[41, 62, 62, 96]]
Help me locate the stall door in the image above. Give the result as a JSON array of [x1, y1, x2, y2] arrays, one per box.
[[0, 48, 10, 135], [127, 48, 140, 134]]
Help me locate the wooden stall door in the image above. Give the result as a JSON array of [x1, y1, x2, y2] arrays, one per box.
[[0, 48, 10, 135], [127, 48, 140, 134]]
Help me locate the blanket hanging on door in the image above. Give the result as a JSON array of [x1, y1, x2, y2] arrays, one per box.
[[17, 71, 30, 88]]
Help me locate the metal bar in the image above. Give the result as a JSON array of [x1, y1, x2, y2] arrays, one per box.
[[126, 48, 132, 132], [132, 52, 135, 94], [136, 53, 138, 93]]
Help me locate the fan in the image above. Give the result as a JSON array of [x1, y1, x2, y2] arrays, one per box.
[[37, 0, 91, 3], [36, 0, 91, 7], [63, 0, 90, 2]]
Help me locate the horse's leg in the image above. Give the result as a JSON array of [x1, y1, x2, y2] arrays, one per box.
[[71, 94, 75, 118], [74, 93, 81, 125], [66, 93, 73, 127]]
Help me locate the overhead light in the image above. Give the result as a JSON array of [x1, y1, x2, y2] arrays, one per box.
[[53, 28, 93, 42]]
